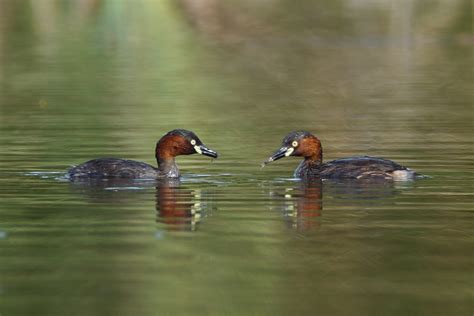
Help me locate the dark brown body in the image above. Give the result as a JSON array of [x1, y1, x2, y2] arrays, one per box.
[[67, 158, 162, 179], [295, 156, 415, 180]]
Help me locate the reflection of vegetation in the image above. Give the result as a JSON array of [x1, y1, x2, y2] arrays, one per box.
[[0, 0, 471, 168], [0, 2, 472, 314], [0, 0, 214, 167]]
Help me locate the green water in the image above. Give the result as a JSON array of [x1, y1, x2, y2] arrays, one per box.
[[0, 1, 472, 315]]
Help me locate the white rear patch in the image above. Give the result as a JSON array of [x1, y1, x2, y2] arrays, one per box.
[[392, 170, 416, 181]]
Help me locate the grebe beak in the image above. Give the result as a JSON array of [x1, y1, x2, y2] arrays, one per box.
[[262, 146, 294, 166], [194, 144, 218, 158]]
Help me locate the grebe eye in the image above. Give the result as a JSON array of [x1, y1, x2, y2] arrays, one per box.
[[292, 141, 298, 147], [190, 139, 196, 145]]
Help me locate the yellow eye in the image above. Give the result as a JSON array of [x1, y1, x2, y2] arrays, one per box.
[[190, 139, 196, 145], [292, 141, 298, 147]]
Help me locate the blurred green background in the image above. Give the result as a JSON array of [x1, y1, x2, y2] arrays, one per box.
[[0, 1, 472, 315]]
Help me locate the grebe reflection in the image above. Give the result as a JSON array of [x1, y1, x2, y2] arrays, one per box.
[[271, 180, 323, 231], [155, 180, 213, 232], [67, 178, 213, 232]]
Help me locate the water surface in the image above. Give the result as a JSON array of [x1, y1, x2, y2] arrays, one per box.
[[0, 1, 472, 315]]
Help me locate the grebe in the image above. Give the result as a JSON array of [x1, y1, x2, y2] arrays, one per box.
[[263, 131, 418, 180], [67, 129, 218, 179]]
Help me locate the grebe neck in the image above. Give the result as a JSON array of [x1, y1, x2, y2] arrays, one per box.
[[156, 157, 180, 178], [306, 141, 323, 165], [294, 146, 323, 178]]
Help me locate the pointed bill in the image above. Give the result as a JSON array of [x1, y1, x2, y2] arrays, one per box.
[[261, 146, 294, 167]]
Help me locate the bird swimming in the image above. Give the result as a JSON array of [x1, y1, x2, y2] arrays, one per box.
[[67, 129, 218, 179], [263, 131, 419, 180]]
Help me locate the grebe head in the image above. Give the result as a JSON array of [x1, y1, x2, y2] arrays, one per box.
[[263, 131, 322, 166], [156, 129, 218, 161]]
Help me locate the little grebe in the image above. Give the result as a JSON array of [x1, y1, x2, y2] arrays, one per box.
[[67, 129, 218, 179], [263, 131, 418, 180]]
